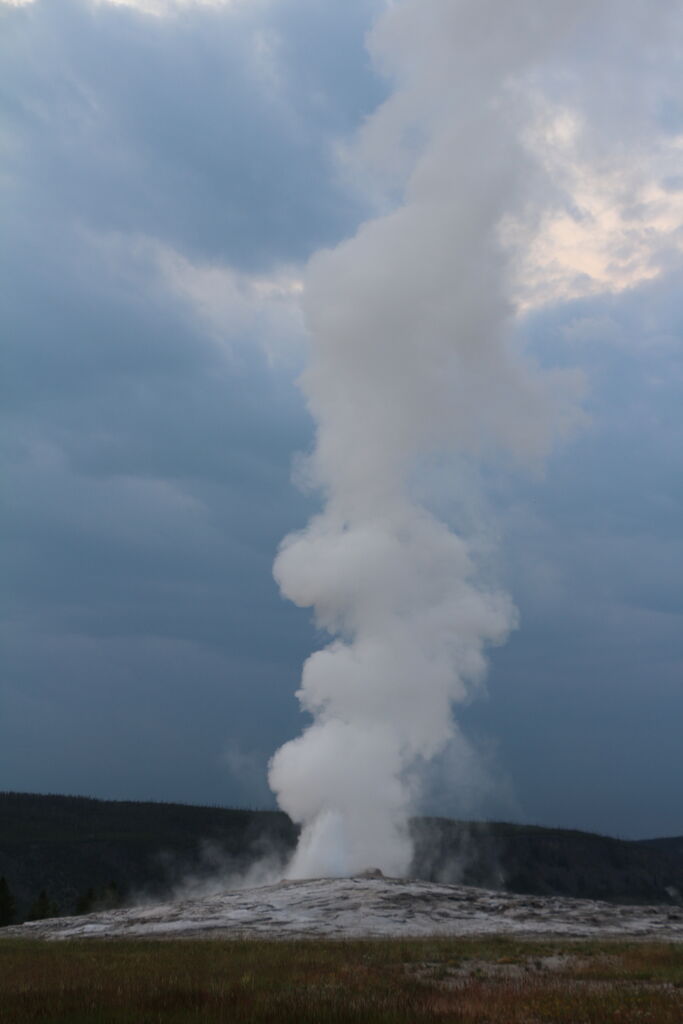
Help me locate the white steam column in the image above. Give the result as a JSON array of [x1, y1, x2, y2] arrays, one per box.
[[269, 0, 597, 879]]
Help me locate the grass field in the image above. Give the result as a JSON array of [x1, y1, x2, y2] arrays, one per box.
[[1, 935, 682, 1023]]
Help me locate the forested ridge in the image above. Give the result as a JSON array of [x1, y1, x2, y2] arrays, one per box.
[[0, 792, 680, 924]]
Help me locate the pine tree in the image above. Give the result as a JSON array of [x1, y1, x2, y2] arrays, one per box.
[[100, 880, 122, 910], [76, 887, 96, 915], [76, 881, 122, 915], [27, 889, 59, 921], [0, 877, 15, 927]]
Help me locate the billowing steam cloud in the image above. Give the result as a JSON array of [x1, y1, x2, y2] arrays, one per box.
[[268, 0, 674, 878]]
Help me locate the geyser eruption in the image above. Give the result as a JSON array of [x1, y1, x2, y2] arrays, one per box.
[[269, 0, 594, 879]]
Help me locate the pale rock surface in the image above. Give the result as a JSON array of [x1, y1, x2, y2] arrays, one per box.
[[6, 877, 683, 941]]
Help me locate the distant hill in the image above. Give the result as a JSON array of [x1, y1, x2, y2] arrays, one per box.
[[0, 792, 296, 923], [412, 817, 683, 906], [0, 792, 680, 924]]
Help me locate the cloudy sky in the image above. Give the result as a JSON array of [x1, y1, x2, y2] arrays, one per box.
[[1, 0, 681, 840]]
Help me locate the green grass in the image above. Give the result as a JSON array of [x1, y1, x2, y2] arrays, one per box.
[[0, 935, 681, 1023]]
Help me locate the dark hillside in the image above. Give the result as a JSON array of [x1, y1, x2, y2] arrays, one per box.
[[0, 793, 680, 923], [0, 792, 296, 922], [412, 817, 683, 906], [639, 836, 683, 855], [0, 791, 295, 847]]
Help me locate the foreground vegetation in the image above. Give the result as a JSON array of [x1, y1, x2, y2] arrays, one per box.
[[1, 935, 682, 1023]]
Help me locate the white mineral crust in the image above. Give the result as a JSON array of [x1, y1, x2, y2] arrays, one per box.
[[7, 877, 683, 942]]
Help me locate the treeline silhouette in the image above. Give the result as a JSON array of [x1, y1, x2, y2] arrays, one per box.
[[0, 792, 681, 924], [0, 791, 296, 923], [0, 876, 124, 926]]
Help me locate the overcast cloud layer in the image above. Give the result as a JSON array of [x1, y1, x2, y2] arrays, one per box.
[[1, 0, 681, 839]]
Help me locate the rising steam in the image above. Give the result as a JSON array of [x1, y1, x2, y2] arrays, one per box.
[[267, 0, 665, 878]]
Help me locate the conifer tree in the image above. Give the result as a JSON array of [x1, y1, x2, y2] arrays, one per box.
[[76, 887, 96, 915], [100, 880, 121, 910], [0, 877, 15, 926], [27, 889, 58, 921]]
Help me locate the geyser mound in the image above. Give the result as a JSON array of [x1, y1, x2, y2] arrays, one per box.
[[7, 877, 683, 942]]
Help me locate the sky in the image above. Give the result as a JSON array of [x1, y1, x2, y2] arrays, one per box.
[[1, 0, 681, 841]]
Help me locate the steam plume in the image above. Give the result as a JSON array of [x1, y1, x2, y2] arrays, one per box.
[[267, 0, 650, 878]]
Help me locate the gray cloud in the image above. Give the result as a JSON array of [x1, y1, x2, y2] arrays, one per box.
[[1, 0, 383, 268]]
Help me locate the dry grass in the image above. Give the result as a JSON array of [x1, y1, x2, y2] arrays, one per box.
[[0, 934, 681, 1022]]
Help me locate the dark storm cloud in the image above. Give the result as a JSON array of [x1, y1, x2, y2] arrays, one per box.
[[1, 0, 385, 269], [461, 268, 683, 837], [0, 210, 318, 802], [1, 0, 386, 803]]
